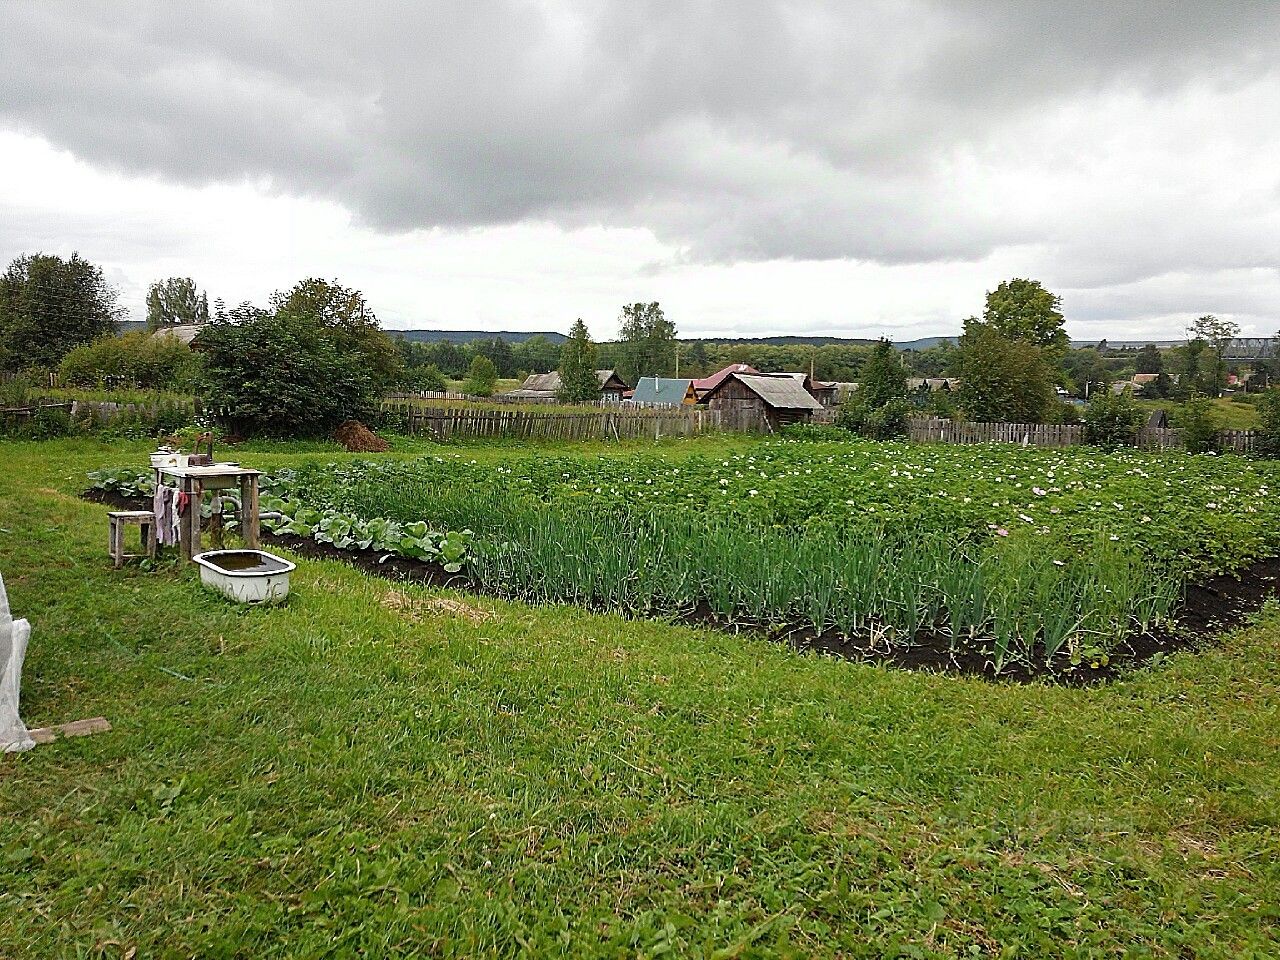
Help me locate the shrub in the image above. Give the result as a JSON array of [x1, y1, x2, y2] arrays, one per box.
[[199, 311, 381, 437], [1255, 389, 1280, 459], [1084, 389, 1142, 449], [463, 355, 498, 397], [1176, 394, 1219, 454], [58, 331, 201, 391], [835, 396, 909, 440]]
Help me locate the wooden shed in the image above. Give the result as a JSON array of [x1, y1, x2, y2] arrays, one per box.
[[699, 372, 824, 431]]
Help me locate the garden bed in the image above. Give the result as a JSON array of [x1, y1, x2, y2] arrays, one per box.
[[264, 529, 1278, 684]]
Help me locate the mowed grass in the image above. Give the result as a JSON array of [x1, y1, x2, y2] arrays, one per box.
[[2, 439, 1279, 958]]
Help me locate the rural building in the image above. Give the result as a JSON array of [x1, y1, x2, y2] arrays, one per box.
[[502, 369, 630, 402], [630, 377, 698, 406], [151, 324, 204, 347], [699, 372, 824, 431], [907, 377, 958, 392], [692, 363, 760, 399]]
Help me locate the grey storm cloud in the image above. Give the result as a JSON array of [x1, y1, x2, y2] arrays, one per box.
[[3, 1, 1279, 278]]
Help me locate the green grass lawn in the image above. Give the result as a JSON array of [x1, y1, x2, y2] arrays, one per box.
[[1136, 397, 1262, 430], [3, 438, 1279, 958]]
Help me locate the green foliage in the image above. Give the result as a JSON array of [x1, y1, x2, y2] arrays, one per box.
[[557, 318, 601, 403], [58, 331, 202, 391], [272, 278, 401, 386], [403, 363, 447, 392], [198, 305, 380, 437], [982, 278, 1068, 355], [462, 354, 498, 397], [1257, 389, 1280, 459], [87, 466, 156, 498], [0, 251, 122, 371], [836, 395, 910, 440], [146, 277, 209, 330], [1176, 394, 1219, 454], [1186, 314, 1240, 397], [956, 322, 1056, 423], [1083, 388, 1142, 449], [857, 339, 906, 409], [286, 441, 1280, 675], [616, 302, 678, 382]]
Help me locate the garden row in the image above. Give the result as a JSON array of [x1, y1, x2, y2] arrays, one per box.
[[89, 438, 1279, 676], [271, 439, 1280, 675]]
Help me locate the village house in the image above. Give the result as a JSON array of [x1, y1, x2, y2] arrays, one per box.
[[503, 369, 629, 402], [699, 371, 824, 431], [630, 377, 698, 406]]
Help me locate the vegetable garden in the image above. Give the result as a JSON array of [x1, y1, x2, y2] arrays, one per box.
[[90, 439, 1280, 677]]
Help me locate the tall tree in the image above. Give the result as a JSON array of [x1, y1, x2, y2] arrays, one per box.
[[981, 278, 1068, 356], [1186, 314, 1239, 396], [956, 321, 1056, 423], [1134, 344, 1164, 375], [557, 319, 601, 403], [145, 277, 210, 330], [0, 252, 121, 371], [857, 339, 907, 409], [463, 354, 498, 397], [272, 278, 400, 386], [617, 302, 678, 383]]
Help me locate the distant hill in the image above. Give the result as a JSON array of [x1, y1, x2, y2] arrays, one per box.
[[387, 329, 567, 344]]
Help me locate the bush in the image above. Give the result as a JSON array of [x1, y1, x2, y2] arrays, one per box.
[[835, 396, 909, 440], [1083, 389, 1141, 449], [59, 331, 201, 391], [1255, 389, 1280, 459], [463, 355, 498, 397], [1176, 394, 1219, 454], [199, 312, 380, 437], [403, 364, 447, 393]]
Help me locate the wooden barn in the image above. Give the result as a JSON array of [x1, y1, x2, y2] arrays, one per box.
[[700, 372, 824, 431]]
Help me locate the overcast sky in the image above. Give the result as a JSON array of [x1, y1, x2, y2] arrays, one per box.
[[2, 1, 1278, 342]]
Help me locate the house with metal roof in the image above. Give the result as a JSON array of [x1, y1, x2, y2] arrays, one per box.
[[699, 371, 824, 431], [630, 377, 698, 406], [692, 363, 760, 398], [502, 369, 630, 402]]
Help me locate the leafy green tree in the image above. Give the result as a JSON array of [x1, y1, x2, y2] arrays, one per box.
[[981, 278, 1068, 356], [617, 302, 678, 382], [1134, 344, 1164, 375], [0, 252, 121, 370], [145, 277, 209, 330], [1255, 388, 1280, 458], [1176, 394, 1219, 454], [857, 339, 907, 409], [513, 335, 560, 374], [557, 319, 601, 403], [956, 321, 1056, 423], [198, 306, 379, 437], [1083, 388, 1142, 449], [272, 278, 400, 386], [463, 354, 498, 397], [1186, 314, 1239, 396], [59, 331, 201, 390], [405, 363, 447, 393]]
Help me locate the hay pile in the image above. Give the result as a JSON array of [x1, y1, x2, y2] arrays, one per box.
[[333, 420, 390, 453]]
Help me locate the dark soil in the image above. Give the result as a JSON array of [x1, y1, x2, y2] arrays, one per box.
[[85, 490, 1280, 684]]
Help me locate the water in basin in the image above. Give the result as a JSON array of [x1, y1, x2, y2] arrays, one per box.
[[206, 550, 292, 574]]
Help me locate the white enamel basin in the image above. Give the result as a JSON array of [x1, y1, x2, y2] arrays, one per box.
[[193, 550, 296, 604]]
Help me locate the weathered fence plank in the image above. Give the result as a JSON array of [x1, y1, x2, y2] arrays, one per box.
[[908, 418, 1257, 452]]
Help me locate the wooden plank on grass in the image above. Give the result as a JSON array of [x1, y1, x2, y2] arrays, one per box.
[[28, 716, 112, 745]]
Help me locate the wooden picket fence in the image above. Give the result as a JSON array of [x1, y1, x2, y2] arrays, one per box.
[[384, 402, 724, 441], [908, 417, 1258, 453]]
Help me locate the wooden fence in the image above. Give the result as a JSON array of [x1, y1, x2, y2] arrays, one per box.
[[384, 402, 724, 441], [386, 391, 625, 407], [908, 418, 1258, 453]]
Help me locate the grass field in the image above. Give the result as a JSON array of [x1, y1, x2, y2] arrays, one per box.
[[3, 437, 1280, 957]]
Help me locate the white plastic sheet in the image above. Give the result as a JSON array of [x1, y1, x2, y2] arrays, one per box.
[[1, 570, 35, 753]]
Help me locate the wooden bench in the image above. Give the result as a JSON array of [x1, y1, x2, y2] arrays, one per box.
[[108, 510, 157, 568]]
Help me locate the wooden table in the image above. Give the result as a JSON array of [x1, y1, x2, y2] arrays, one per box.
[[154, 464, 261, 561]]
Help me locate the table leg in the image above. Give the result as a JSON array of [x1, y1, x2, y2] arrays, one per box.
[[241, 475, 260, 549], [183, 477, 203, 561]]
